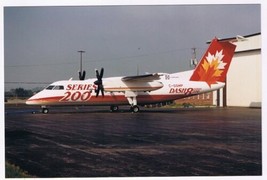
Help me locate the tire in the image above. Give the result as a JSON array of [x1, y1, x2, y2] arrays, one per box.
[[42, 108, 49, 114], [110, 106, 119, 112], [131, 105, 139, 113]]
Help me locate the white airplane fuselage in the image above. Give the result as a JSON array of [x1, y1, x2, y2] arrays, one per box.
[[26, 70, 223, 107]]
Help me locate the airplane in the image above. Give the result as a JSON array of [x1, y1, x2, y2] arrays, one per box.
[[26, 38, 236, 113]]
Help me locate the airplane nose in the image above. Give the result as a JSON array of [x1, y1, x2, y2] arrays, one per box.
[[25, 94, 39, 105], [25, 97, 33, 105]]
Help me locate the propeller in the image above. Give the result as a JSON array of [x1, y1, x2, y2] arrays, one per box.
[[94, 68, 104, 97], [79, 70, 86, 80]]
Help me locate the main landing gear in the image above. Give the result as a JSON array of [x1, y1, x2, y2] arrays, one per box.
[[130, 105, 140, 113], [110, 105, 119, 112], [125, 91, 140, 113]]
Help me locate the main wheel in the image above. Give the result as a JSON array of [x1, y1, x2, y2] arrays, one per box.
[[131, 105, 139, 113], [42, 108, 49, 114], [110, 105, 119, 112]]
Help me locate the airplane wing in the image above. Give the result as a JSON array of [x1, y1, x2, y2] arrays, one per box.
[[103, 73, 163, 93], [121, 73, 161, 82]]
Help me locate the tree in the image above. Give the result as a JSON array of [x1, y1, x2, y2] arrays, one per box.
[[10, 88, 33, 98]]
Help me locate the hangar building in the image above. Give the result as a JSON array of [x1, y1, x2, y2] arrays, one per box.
[[176, 33, 261, 108], [215, 33, 261, 107]]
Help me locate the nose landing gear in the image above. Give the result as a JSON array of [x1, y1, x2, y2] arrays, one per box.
[[41, 106, 49, 114]]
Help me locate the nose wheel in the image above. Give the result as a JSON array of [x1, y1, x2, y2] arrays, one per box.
[[41, 107, 49, 114]]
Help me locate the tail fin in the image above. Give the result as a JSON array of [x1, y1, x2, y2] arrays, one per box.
[[190, 38, 236, 87]]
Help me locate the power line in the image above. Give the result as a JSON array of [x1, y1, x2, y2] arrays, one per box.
[[5, 46, 206, 68], [5, 61, 77, 68], [5, 82, 51, 84]]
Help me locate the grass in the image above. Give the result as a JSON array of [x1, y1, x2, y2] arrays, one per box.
[[5, 162, 34, 178]]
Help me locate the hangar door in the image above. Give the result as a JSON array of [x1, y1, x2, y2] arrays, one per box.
[[226, 50, 261, 107]]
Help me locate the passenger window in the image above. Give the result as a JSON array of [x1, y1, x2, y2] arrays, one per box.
[[46, 85, 55, 90]]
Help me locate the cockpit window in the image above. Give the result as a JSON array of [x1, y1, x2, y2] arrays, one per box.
[[53, 85, 64, 90], [46, 85, 55, 90], [45, 85, 64, 90]]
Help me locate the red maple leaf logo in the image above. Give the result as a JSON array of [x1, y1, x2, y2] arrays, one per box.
[[197, 58, 224, 87]]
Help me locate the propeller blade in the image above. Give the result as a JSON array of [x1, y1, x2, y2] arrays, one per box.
[[95, 88, 100, 97], [79, 70, 86, 80], [95, 69, 100, 80], [79, 71, 82, 80], [100, 68, 104, 79], [100, 85, 104, 97], [94, 68, 105, 97]]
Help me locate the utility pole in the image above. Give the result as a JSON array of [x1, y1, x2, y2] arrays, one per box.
[[78, 50, 86, 80], [78, 50, 85, 73], [190, 47, 198, 68]]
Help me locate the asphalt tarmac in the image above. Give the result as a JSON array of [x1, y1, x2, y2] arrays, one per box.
[[5, 105, 262, 177]]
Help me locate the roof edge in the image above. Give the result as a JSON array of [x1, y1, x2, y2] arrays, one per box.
[[207, 32, 261, 44]]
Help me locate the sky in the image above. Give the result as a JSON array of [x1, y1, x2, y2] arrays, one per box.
[[3, 3, 261, 90]]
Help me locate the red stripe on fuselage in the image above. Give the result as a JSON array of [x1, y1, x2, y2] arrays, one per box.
[[26, 94, 186, 106]]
